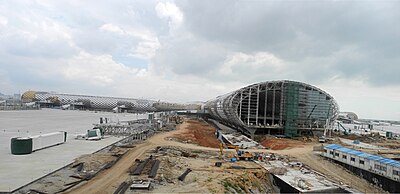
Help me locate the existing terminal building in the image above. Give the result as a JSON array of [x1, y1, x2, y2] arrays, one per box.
[[21, 91, 193, 113]]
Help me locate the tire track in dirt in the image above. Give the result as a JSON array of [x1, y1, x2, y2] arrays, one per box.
[[67, 120, 219, 194], [68, 120, 383, 194]]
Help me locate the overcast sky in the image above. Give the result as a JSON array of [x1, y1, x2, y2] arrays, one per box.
[[0, 0, 399, 120]]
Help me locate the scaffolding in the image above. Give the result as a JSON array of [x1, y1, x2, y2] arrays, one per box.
[[284, 82, 299, 137], [204, 80, 339, 138]]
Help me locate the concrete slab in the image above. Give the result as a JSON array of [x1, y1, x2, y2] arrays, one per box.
[[221, 133, 261, 149], [0, 109, 147, 192], [257, 160, 345, 193]]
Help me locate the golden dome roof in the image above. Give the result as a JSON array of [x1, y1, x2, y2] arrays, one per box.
[[21, 91, 37, 102]]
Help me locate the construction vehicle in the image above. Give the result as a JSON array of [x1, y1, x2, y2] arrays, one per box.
[[337, 122, 349, 135], [302, 105, 317, 136], [219, 143, 255, 160], [237, 150, 255, 160], [318, 136, 326, 143], [320, 116, 330, 143], [219, 143, 223, 159], [226, 144, 239, 152], [219, 143, 237, 159]]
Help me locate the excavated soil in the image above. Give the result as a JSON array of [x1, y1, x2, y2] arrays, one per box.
[[69, 120, 383, 194], [173, 119, 220, 148], [260, 137, 305, 150], [153, 146, 273, 194]]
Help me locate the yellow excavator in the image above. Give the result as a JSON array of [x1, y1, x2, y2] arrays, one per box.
[[219, 143, 254, 160]]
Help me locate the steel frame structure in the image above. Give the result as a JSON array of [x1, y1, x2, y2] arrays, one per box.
[[21, 91, 187, 112], [204, 80, 339, 137]]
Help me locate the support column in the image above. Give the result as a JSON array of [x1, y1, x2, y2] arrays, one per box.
[[247, 128, 257, 140], [247, 88, 251, 125], [272, 86, 276, 125], [256, 84, 260, 126], [280, 84, 284, 126], [239, 91, 243, 119], [264, 85, 268, 126]]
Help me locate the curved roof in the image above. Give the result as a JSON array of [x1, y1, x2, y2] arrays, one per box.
[[21, 91, 37, 102], [204, 80, 340, 135]]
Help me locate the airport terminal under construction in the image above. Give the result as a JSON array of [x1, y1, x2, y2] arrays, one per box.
[[21, 80, 338, 138], [204, 80, 339, 138], [1, 80, 400, 193]]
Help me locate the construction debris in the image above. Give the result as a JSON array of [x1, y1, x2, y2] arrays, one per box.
[[131, 158, 150, 175], [268, 167, 288, 175], [178, 168, 192, 181], [114, 181, 130, 194], [12, 133, 146, 194], [148, 160, 160, 178], [15, 117, 389, 194], [130, 180, 151, 190], [215, 162, 222, 167]]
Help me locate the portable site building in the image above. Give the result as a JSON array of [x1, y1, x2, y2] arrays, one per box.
[[323, 144, 400, 182]]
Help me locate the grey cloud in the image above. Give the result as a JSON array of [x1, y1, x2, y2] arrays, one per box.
[[0, 0, 399, 101], [153, 35, 229, 75], [158, 0, 400, 86]]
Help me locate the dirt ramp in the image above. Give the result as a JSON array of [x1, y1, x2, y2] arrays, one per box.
[[173, 119, 220, 148], [260, 137, 305, 150]]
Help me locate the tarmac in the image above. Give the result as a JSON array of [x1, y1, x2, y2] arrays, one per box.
[[339, 138, 388, 150], [0, 109, 147, 192]]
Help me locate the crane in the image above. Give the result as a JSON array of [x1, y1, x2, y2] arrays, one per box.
[[337, 122, 349, 135], [304, 105, 317, 136]]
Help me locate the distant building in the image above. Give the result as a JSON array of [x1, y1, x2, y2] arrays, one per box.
[[337, 112, 359, 123], [21, 91, 191, 113], [204, 80, 339, 138]]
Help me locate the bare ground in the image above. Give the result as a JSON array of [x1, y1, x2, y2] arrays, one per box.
[[67, 120, 218, 194], [260, 137, 306, 150], [67, 119, 384, 194], [173, 119, 220, 148]]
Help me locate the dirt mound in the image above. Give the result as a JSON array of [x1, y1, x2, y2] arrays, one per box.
[[173, 119, 220, 148], [74, 154, 116, 171], [222, 171, 273, 193], [260, 137, 305, 150]]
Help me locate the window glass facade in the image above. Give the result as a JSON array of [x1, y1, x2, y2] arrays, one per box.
[[205, 80, 339, 137]]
